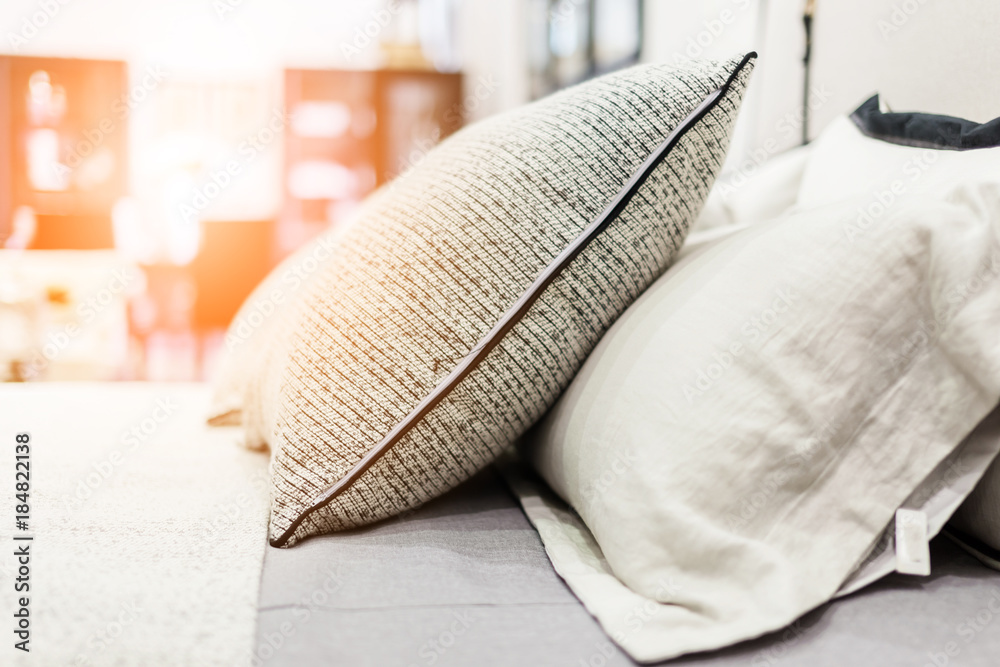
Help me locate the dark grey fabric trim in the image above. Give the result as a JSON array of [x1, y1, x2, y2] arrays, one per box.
[[851, 94, 1000, 151]]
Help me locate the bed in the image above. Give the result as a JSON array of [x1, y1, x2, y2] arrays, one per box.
[[6, 4, 1000, 666], [258, 464, 1000, 667], [4, 382, 999, 666], [1, 383, 268, 667]]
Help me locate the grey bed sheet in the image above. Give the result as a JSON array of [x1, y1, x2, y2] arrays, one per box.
[[256, 467, 1000, 667]]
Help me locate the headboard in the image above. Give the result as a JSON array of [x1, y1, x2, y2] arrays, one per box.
[[718, 0, 1000, 164]]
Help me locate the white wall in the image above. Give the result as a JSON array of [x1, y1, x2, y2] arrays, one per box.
[[642, 0, 786, 173], [808, 0, 1000, 125], [1, 0, 389, 70], [0, 0, 530, 95], [455, 0, 530, 122], [645, 0, 1000, 175]]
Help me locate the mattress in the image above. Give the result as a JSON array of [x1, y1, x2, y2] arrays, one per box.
[[259, 466, 1000, 667], [0, 383, 269, 667], [4, 383, 999, 665]]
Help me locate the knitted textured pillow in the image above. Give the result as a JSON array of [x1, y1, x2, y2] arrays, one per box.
[[263, 54, 756, 546]]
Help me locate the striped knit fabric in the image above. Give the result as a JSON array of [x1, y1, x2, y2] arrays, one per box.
[[216, 54, 755, 547]]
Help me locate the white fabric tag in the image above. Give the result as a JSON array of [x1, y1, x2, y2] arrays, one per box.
[[895, 508, 931, 576]]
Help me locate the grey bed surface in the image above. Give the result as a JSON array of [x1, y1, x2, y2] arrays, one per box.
[[256, 467, 1000, 667]]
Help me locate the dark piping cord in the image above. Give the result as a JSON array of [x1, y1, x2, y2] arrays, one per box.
[[801, 0, 815, 145]]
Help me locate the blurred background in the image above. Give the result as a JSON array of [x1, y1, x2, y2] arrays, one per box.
[[1, 0, 991, 382]]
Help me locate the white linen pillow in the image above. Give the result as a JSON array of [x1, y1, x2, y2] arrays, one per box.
[[796, 96, 1000, 570], [521, 182, 1000, 662], [505, 402, 1000, 659], [796, 105, 1000, 212]]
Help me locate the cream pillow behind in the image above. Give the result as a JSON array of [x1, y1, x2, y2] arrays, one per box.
[[694, 143, 811, 231], [794, 96, 1000, 571], [796, 104, 1000, 212]]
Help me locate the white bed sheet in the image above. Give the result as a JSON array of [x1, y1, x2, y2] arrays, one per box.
[[0, 382, 269, 667]]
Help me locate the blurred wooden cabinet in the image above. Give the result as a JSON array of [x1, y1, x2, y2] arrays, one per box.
[[280, 69, 462, 253], [0, 56, 128, 249]]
